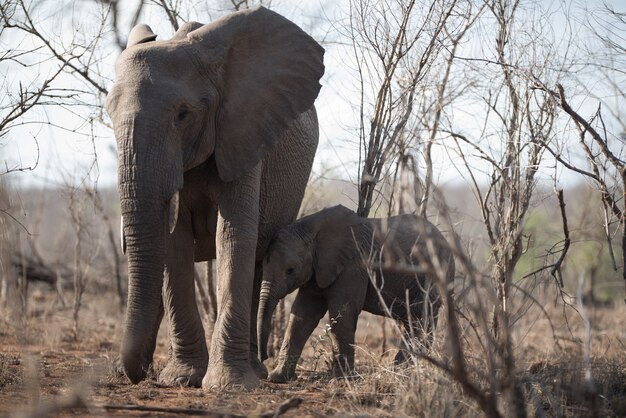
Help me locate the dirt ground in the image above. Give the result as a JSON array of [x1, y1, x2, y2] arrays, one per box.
[[2, 283, 626, 417], [0, 285, 407, 417]]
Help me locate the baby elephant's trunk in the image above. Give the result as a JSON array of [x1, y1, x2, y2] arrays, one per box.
[[257, 282, 280, 361]]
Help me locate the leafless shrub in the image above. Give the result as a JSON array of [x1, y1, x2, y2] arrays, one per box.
[[346, 0, 478, 218], [67, 187, 105, 338], [537, 83, 626, 297], [339, 0, 564, 414], [85, 188, 125, 309]]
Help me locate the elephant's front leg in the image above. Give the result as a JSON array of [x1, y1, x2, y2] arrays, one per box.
[[269, 288, 327, 383], [159, 206, 208, 387], [203, 164, 262, 390]]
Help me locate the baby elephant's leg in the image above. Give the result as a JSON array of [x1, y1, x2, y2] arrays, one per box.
[[394, 284, 441, 364], [414, 279, 441, 350], [327, 301, 359, 378], [393, 323, 418, 365], [269, 289, 327, 383]]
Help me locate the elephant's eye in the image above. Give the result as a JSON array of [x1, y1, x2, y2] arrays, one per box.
[[177, 109, 190, 122], [286, 267, 295, 275]]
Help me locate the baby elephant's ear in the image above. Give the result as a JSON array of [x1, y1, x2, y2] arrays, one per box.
[[313, 208, 364, 288], [126, 24, 157, 48]]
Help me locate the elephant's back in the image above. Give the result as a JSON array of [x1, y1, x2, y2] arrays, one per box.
[[369, 215, 446, 246], [368, 214, 453, 280], [363, 214, 454, 317]]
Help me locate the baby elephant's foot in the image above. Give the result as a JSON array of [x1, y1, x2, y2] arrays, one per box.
[[331, 369, 358, 380], [393, 349, 412, 365], [159, 360, 206, 387], [268, 367, 297, 383], [333, 356, 355, 379], [332, 360, 357, 380], [250, 355, 268, 380]]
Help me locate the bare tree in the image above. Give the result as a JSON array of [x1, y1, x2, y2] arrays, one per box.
[[0, 0, 113, 181], [534, 4, 626, 298], [0, 180, 18, 320], [340, 0, 612, 415], [342, 0, 536, 415], [97, 0, 146, 50], [452, 0, 560, 328], [226, 0, 275, 12], [347, 0, 472, 218], [537, 83, 626, 295]]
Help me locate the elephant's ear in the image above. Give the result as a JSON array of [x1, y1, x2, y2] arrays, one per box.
[[172, 21, 203, 40], [189, 6, 325, 182], [313, 206, 365, 289], [126, 24, 157, 48]]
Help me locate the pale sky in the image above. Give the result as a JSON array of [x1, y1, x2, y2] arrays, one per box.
[[2, 0, 624, 191]]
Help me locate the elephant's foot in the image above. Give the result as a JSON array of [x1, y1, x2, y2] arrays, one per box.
[[393, 349, 411, 365], [111, 357, 125, 378], [159, 359, 206, 387], [250, 355, 268, 379], [331, 368, 358, 381], [268, 366, 297, 383], [202, 359, 259, 391], [331, 359, 356, 380]]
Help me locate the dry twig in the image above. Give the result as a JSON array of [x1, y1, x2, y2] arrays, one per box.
[[102, 397, 303, 418]]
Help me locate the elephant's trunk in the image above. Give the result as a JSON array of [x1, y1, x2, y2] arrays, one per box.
[[116, 118, 180, 384], [257, 281, 281, 362], [120, 209, 166, 383]]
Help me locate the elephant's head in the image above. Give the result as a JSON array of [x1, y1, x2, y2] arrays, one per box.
[[106, 7, 324, 384], [257, 205, 367, 361]]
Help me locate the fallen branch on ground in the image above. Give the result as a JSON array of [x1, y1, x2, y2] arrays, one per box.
[[101, 397, 303, 418]]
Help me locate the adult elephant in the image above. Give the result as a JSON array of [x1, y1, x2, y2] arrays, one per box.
[[105, 7, 324, 390]]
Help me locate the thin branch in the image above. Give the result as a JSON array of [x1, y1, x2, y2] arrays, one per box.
[[102, 397, 303, 418], [8, 0, 109, 94], [157, 0, 179, 31], [550, 188, 570, 287]]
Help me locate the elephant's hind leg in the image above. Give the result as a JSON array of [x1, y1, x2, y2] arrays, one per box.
[[394, 285, 440, 365], [159, 208, 208, 387], [394, 315, 431, 366], [327, 302, 359, 379]]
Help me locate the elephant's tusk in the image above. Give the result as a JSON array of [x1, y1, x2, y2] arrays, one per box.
[[120, 215, 127, 255], [168, 191, 180, 234]]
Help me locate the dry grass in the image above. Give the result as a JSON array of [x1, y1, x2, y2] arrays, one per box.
[[0, 352, 22, 389], [2, 283, 625, 417]]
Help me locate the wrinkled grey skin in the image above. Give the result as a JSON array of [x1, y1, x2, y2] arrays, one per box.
[[105, 7, 324, 390], [258, 205, 454, 383]]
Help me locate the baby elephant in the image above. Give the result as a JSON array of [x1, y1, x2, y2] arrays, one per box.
[[257, 205, 454, 383]]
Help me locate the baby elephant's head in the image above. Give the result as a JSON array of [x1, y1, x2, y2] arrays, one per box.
[[262, 228, 314, 297], [257, 227, 313, 361]]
